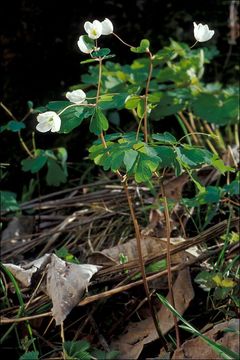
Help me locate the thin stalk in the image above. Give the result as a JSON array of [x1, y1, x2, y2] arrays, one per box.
[[18, 132, 34, 158], [123, 180, 168, 350], [112, 33, 134, 48], [178, 112, 199, 145], [234, 124, 239, 147], [160, 184, 181, 348], [94, 51, 167, 349], [143, 51, 153, 143]]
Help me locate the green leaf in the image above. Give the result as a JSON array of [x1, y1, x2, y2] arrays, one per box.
[[46, 159, 67, 186], [137, 98, 145, 118], [46, 101, 70, 111], [198, 186, 222, 204], [92, 48, 111, 57], [19, 351, 39, 360], [146, 259, 167, 273], [89, 107, 109, 135], [59, 107, 94, 133], [178, 146, 213, 168], [134, 152, 160, 183], [8, 120, 26, 132], [152, 132, 177, 144], [21, 154, 47, 173], [0, 120, 25, 132], [154, 146, 177, 168], [0, 191, 19, 212], [211, 155, 234, 174], [224, 179, 240, 196], [124, 95, 141, 109], [64, 340, 91, 360], [131, 39, 150, 53], [123, 149, 138, 172], [191, 93, 238, 125], [150, 93, 185, 119]]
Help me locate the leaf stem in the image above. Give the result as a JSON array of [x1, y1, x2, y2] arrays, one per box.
[[160, 183, 181, 348], [143, 51, 153, 143], [112, 32, 134, 48], [123, 179, 168, 351]]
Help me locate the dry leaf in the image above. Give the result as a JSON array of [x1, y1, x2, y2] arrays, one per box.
[[89, 236, 195, 267], [172, 318, 240, 359], [110, 267, 195, 359], [3, 254, 51, 287], [4, 254, 101, 325], [46, 254, 101, 325]]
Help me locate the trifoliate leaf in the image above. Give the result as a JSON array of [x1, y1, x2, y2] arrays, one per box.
[[89, 107, 109, 135], [131, 39, 150, 53]]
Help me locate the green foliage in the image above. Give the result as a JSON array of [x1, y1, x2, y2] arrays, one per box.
[[0, 191, 19, 212], [55, 246, 80, 263], [131, 39, 150, 53], [192, 93, 238, 126], [19, 351, 39, 360], [64, 340, 91, 360], [90, 107, 109, 135], [22, 151, 47, 173], [0, 120, 26, 132]]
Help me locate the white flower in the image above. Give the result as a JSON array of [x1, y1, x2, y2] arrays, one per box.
[[84, 20, 102, 39], [36, 111, 61, 133], [77, 35, 93, 54], [101, 18, 113, 35], [66, 89, 87, 104], [193, 22, 215, 42]]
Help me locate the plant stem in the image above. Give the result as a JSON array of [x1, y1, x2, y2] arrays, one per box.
[[18, 132, 34, 158], [160, 183, 181, 348], [178, 111, 199, 145], [112, 32, 134, 48], [94, 50, 167, 350], [123, 179, 168, 350], [143, 51, 153, 143]]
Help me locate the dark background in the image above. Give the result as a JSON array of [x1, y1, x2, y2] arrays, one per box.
[[1, 0, 238, 112], [0, 0, 239, 194]]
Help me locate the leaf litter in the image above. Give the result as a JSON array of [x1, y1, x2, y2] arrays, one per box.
[[1, 177, 239, 358]]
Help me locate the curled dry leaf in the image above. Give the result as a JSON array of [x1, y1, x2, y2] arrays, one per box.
[[4, 253, 101, 325], [172, 318, 240, 359], [89, 236, 195, 267], [46, 254, 101, 325], [110, 267, 195, 359]]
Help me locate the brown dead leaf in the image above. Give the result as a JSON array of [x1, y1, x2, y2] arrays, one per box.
[[110, 267, 195, 359], [46, 254, 101, 325], [3, 254, 51, 287], [89, 236, 195, 267], [172, 318, 240, 359], [4, 254, 101, 325]]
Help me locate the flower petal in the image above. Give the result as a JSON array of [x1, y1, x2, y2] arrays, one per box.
[[77, 35, 93, 54], [36, 121, 52, 133], [50, 113, 61, 132], [84, 21, 92, 33], [66, 89, 86, 104], [193, 22, 214, 42], [101, 18, 113, 35]]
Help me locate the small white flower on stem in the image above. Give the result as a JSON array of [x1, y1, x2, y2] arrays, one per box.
[[66, 89, 87, 104], [84, 20, 102, 39], [36, 111, 61, 133], [101, 18, 113, 35], [193, 22, 215, 42]]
